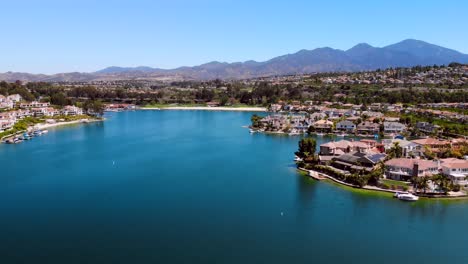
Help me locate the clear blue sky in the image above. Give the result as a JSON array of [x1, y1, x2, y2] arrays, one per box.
[[1, 0, 467, 74]]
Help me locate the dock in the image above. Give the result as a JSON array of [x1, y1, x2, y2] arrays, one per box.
[[308, 170, 327, 181]]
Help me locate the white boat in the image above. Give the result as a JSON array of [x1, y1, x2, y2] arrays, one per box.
[[394, 192, 419, 201], [289, 129, 300, 136], [316, 132, 324, 136], [337, 132, 347, 137], [42, 130, 49, 134], [249, 129, 256, 133], [294, 156, 303, 162]]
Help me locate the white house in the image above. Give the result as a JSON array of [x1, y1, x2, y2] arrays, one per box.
[[7, 94, 22, 103], [61, 105, 83, 116], [440, 158, 468, 186], [384, 158, 439, 181]]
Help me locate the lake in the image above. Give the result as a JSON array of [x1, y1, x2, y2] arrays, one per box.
[[1, 110, 467, 263]]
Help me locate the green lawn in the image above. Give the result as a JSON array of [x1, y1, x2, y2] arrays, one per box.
[[382, 179, 410, 188], [142, 103, 262, 108]]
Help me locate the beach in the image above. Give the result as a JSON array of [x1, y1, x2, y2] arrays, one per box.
[[35, 118, 102, 130], [142, 106, 267, 112]]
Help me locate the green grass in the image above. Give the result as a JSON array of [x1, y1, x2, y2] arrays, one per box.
[[142, 103, 263, 109], [382, 179, 410, 188], [142, 103, 204, 108], [324, 179, 395, 198]]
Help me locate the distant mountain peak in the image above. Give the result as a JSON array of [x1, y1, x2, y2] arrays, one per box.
[[351, 42, 373, 49], [2, 39, 468, 82]]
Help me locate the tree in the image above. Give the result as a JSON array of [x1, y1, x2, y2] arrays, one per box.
[[250, 114, 263, 128], [219, 94, 229, 106], [50, 93, 69, 106], [412, 176, 430, 193], [83, 100, 104, 117], [431, 174, 451, 194], [295, 138, 317, 160], [387, 141, 403, 159]]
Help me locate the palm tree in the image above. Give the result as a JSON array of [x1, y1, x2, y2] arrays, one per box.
[[432, 174, 451, 194], [412, 176, 429, 193]]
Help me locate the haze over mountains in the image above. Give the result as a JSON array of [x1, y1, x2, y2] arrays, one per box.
[[1, 39, 468, 82]]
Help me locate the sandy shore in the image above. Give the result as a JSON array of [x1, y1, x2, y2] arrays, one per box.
[[35, 118, 102, 130], [142, 106, 267, 112]]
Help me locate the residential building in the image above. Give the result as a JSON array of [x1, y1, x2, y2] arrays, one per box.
[[411, 138, 451, 153], [20, 101, 50, 109], [440, 158, 468, 186], [61, 105, 83, 116], [384, 158, 439, 181], [356, 121, 380, 135], [336, 120, 356, 132], [416, 122, 440, 134], [313, 120, 333, 131], [319, 140, 371, 156], [7, 94, 22, 103], [383, 122, 406, 134], [382, 139, 421, 157], [332, 152, 386, 172]]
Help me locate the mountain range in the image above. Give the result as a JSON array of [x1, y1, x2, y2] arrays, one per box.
[[1, 39, 467, 82]]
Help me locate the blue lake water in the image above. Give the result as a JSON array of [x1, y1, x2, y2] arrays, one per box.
[[1, 110, 468, 263]]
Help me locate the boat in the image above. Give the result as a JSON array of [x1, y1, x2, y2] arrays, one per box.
[[22, 133, 30, 140], [294, 156, 303, 162], [337, 132, 347, 137], [316, 132, 324, 136], [33, 130, 42, 136], [289, 129, 300, 136], [394, 192, 419, 201], [249, 129, 256, 133], [42, 130, 49, 134]]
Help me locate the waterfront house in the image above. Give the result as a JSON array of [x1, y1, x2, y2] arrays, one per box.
[[310, 112, 326, 121], [31, 107, 60, 117], [0, 119, 15, 131], [61, 105, 83, 116], [313, 120, 333, 132], [383, 122, 406, 134], [332, 152, 386, 172], [384, 158, 439, 181], [440, 158, 468, 186], [319, 140, 371, 156], [356, 121, 380, 135], [336, 120, 356, 132], [269, 104, 282, 112]]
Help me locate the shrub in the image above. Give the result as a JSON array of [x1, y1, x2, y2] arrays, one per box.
[[380, 183, 390, 190]]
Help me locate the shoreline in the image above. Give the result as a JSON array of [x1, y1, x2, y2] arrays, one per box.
[[34, 118, 103, 130], [141, 106, 267, 112], [2, 118, 103, 143], [298, 167, 468, 201]]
